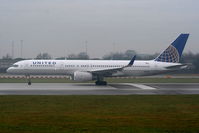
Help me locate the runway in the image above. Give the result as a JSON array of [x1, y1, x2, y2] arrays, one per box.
[[0, 83, 199, 95]]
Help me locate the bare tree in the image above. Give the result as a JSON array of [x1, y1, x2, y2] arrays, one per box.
[[35, 53, 52, 59], [2, 54, 12, 60], [77, 52, 89, 60], [67, 52, 89, 60]]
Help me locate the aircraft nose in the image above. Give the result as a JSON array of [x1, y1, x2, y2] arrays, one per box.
[[6, 67, 12, 73]]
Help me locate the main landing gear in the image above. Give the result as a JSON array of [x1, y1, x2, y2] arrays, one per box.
[[95, 80, 107, 85], [26, 75, 32, 85], [95, 76, 107, 85]]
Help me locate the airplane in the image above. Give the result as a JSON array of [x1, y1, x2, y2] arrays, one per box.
[[7, 33, 189, 85]]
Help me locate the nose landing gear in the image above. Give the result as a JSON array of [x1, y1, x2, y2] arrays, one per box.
[[28, 81, 31, 85], [26, 75, 32, 85]]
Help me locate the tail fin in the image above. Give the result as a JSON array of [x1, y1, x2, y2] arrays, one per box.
[[154, 34, 189, 63]]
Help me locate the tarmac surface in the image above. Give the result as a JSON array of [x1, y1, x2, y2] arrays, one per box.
[[0, 83, 199, 95]]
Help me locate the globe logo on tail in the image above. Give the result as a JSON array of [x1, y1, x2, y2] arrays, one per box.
[[155, 45, 179, 63]]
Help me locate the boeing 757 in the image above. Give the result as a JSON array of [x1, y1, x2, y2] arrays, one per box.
[[7, 34, 189, 85]]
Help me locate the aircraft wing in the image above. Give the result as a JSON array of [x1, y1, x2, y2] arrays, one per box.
[[89, 55, 136, 76]]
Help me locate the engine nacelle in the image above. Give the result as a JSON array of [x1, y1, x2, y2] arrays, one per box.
[[73, 71, 93, 81]]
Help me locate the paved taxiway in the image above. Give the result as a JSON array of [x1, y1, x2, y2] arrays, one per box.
[[0, 83, 199, 95]]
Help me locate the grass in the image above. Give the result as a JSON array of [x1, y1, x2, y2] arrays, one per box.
[[0, 95, 199, 133], [0, 77, 199, 83]]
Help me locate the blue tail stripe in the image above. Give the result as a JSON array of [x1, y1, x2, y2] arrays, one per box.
[[171, 34, 189, 57]]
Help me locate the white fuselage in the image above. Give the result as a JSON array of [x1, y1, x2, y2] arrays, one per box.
[[7, 59, 183, 77]]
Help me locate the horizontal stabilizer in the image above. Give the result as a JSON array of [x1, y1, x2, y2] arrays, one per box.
[[166, 64, 187, 69]]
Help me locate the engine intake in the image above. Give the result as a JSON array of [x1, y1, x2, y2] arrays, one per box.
[[73, 71, 93, 81]]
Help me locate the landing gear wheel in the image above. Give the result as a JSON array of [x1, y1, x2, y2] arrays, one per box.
[[28, 81, 31, 85], [26, 75, 32, 85], [95, 81, 107, 86]]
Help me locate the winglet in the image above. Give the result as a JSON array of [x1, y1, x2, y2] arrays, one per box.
[[126, 55, 136, 67]]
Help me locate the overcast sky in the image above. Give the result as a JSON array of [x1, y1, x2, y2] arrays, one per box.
[[0, 0, 198, 58]]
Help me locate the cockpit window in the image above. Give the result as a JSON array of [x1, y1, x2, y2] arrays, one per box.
[[12, 64, 19, 67]]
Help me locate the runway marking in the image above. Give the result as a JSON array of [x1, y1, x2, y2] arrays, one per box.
[[125, 83, 157, 90], [108, 84, 138, 89]]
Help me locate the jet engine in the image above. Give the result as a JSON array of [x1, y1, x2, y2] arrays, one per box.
[[73, 71, 93, 81]]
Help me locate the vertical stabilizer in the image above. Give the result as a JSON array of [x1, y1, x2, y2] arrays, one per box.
[[154, 34, 189, 63]]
